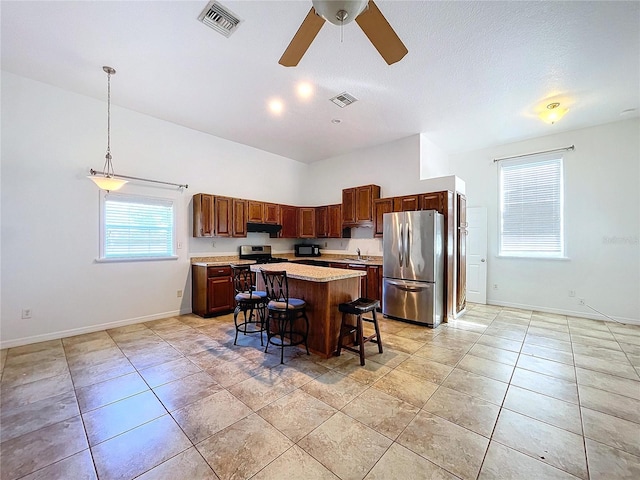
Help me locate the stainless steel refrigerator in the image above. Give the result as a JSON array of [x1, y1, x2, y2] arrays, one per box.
[[382, 210, 444, 327]]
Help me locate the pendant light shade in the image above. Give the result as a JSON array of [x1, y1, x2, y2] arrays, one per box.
[[88, 66, 128, 191]]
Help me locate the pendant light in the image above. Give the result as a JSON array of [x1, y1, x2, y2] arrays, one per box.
[[88, 66, 128, 191]]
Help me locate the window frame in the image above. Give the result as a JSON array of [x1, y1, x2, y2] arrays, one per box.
[[497, 153, 566, 259], [97, 191, 178, 263]]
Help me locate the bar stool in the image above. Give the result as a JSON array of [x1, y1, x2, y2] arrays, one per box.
[[260, 269, 310, 364], [336, 298, 383, 366], [230, 265, 268, 346]]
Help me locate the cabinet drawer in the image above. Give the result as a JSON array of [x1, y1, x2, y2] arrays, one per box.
[[207, 266, 231, 278]]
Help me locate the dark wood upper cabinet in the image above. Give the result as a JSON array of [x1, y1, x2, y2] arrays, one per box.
[[193, 193, 215, 237], [342, 188, 356, 225], [299, 207, 316, 238], [420, 192, 445, 214], [343, 185, 381, 227], [264, 203, 280, 224], [247, 200, 264, 223], [327, 204, 344, 238], [232, 198, 247, 237], [373, 198, 393, 237], [214, 196, 232, 237], [316, 206, 328, 238], [393, 194, 422, 212], [279, 205, 299, 238]]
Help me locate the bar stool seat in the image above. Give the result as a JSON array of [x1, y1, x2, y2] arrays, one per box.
[[336, 298, 383, 366]]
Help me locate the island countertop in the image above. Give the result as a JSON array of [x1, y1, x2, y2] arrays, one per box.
[[251, 262, 366, 283]]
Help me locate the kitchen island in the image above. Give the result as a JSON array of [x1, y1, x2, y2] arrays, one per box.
[[251, 262, 365, 358]]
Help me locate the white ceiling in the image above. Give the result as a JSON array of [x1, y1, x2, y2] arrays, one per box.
[[2, 1, 638, 164]]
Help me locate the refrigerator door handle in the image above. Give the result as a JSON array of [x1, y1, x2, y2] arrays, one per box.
[[386, 280, 429, 292], [398, 224, 404, 266], [405, 224, 410, 267]]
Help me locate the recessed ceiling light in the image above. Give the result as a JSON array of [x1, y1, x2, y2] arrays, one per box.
[[268, 99, 284, 115], [296, 82, 314, 100], [331, 119, 342, 124]]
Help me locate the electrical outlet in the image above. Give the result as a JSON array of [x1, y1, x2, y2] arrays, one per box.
[[212, 241, 216, 248], [578, 298, 585, 305], [324, 242, 328, 248], [493, 284, 498, 290], [177, 241, 183, 249], [21, 308, 32, 319], [177, 290, 183, 298], [568, 290, 576, 297]]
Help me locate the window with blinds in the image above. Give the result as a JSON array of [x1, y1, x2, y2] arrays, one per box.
[[498, 154, 565, 258], [100, 192, 176, 260]]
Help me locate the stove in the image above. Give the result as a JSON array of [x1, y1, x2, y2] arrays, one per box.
[[239, 245, 289, 264]]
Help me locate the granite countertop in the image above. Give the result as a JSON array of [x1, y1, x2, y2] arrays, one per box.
[[191, 254, 383, 267], [250, 262, 366, 282]]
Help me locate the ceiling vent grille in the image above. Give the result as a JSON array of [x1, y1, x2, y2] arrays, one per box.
[[330, 92, 358, 108], [198, 1, 242, 38]]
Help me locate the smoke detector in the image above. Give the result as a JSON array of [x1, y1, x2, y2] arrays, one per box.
[[330, 92, 358, 108], [198, 1, 242, 38]]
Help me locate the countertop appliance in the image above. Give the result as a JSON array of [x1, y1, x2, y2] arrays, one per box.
[[382, 210, 444, 327], [294, 244, 321, 257], [239, 245, 289, 264]]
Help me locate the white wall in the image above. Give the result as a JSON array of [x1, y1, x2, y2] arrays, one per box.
[[1, 72, 307, 347], [420, 134, 450, 179], [449, 118, 640, 323]]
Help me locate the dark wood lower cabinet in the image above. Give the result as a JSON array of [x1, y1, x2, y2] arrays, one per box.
[[192, 265, 234, 317]]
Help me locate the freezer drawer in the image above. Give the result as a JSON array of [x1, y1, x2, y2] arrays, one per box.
[[382, 278, 442, 327]]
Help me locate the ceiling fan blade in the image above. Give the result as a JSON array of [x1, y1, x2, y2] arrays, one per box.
[[279, 8, 325, 67], [355, 0, 408, 65]]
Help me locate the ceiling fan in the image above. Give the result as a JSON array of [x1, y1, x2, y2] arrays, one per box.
[[279, 0, 408, 67]]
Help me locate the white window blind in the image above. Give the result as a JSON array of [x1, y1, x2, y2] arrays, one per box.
[[498, 154, 564, 257], [100, 193, 176, 260]]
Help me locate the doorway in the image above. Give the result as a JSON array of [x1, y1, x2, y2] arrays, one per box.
[[466, 206, 488, 304]]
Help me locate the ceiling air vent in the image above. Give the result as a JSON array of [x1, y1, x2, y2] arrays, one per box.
[[198, 1, 242, 38], [330, 92, 358, 108]]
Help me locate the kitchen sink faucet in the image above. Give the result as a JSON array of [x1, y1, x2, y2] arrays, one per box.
[[356, 248, 362, 260]]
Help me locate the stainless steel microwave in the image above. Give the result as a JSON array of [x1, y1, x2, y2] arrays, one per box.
[[295, 244, 321, 257]]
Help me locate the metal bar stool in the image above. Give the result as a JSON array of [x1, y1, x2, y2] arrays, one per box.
[[336, 298, 383, 366], [260, 269, 310, 364], [230, 264, 268, 346]]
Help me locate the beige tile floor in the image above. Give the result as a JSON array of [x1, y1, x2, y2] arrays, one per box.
[[1, 304, 640, 480]]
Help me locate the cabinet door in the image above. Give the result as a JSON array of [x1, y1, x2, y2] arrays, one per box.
[[456, 193, 467, 313], [214, 196, 232, 237], [280, 205, 299, 238], [299, 208, 316, 238], [393, 195, 421, 212], [247, 200, 264, 223], [420, 192, 445, 214], [342, 188, 356, 225], [367, 265, 381, 304], [355, 185, 380, 224], [348, 264, 368, 298], [327, 204, 343, 238], [373, 198, 393, 237], [264, 203, 280, 224], [315, 206, 328, 238], [193, 194, 215, 237], [232, 198, 247, 237], [207, 276, 233, 314]]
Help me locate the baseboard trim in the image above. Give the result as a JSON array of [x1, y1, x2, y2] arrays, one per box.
[[0, 308, 193, 349], [487, 300, 640, 326]]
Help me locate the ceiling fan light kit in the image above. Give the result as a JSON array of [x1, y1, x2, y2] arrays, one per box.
[[279, 0, 408, 67], [312, 0, 369, 25]]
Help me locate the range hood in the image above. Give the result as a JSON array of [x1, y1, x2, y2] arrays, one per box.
[[246, 222, 282, 235]]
